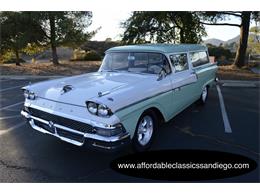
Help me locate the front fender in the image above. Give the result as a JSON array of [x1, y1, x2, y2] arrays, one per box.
[[114, 91, 172, 138]]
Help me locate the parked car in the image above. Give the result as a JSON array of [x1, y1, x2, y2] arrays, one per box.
[[21, 44, 218, 152]]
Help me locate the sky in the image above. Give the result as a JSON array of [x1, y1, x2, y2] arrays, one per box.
[[88, 11, 243, 42]]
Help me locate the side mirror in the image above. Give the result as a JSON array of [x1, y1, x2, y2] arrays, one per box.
[[157, 68, 167, 81]]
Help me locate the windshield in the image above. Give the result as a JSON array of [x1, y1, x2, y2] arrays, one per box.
[[99, 52, 171, 74]]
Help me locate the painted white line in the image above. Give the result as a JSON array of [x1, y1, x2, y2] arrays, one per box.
[[0, 115, 21, 120], [0, 85, 24, 92], [0, 80, 12, 83], [216, 85, 232, 133], [0, 121, 26, 136], [0, 102, 24, 111]]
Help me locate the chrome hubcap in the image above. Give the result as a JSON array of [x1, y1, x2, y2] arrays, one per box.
[[202, 87, 207, 102], [137, 115, 153, 146]]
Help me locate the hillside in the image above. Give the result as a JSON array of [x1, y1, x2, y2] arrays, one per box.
[[204, 38, 224, 46]]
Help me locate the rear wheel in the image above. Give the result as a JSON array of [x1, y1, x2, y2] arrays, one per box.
[[132, 110, 158, 152]]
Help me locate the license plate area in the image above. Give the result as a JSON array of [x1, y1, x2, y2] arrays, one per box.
[[34, 120, 55, 134]]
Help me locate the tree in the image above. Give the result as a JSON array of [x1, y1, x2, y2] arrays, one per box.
[[0, 12, 45, 65], [247, 26, 260, 55], [22, 42, 46, 63], [121, 12, 206, 44], [200, 11, 260, 67], [34, 11, 94, 65]]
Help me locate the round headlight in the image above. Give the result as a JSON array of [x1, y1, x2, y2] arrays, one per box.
[[29, 92, 36, 100], [87, 102, 98, 114], [97, 104, 109, 117]]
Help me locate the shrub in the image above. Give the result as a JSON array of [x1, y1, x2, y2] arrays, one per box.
[[207, 45, 232, 65], [83, 50, 102, 61], [0, 51, 26, 64], [71, 49, 101, 61], [2, 58, 26, 64]]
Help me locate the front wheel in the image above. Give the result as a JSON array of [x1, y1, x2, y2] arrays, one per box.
[[198, 86, 208, 105], [132, 110, 158, 152]]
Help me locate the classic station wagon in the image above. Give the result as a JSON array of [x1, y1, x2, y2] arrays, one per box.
[[21, 44, 217, 151]]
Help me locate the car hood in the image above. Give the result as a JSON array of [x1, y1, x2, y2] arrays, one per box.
[[28, 72, 157, 109]]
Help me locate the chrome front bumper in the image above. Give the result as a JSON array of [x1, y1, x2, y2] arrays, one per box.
[[21, 109, 130, 150]]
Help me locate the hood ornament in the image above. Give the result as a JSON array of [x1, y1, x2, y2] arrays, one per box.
[[61, 85, 73, 94], [98, 91, 110, 97]]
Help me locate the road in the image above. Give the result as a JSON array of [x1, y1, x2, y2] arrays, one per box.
[[0, 78, 259, 182]]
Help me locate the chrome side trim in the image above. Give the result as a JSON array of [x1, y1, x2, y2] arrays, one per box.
[[114, 89, 173, 113], [114, 80, 197, 113], [21, 110, 130, 146]]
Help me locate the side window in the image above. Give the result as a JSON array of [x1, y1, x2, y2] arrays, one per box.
[[199, 51, 209, 65], [147, 53, 171, 74], [170, 53, 188, 73], [190, 51, 209, 67], [133, 53, 148, 67]]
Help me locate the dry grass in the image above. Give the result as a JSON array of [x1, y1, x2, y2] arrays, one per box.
[[0, 61, 101, 76], [217, 65, 260, 81]]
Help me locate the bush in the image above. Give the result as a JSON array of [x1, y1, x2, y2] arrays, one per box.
[[207, 45, 232, 65], [2, 58, 26, 64], [83, 51, 102, 61], [71, 49, 102, 61], [0, 51, 26, 64]]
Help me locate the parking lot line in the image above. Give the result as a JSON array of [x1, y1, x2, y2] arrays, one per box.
[[0, 85, 25, 92], [0, 79, 12, 83], [216, 85, 232, 133], [0, 115, 21, 120], [0, 101, 24, 111], [0, 121, 26, 136]]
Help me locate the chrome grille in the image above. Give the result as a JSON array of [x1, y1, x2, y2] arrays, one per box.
[[28, 107, 94, 134], [56, 128, 84, 143]]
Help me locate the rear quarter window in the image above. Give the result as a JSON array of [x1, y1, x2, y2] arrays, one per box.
[[190, 51, 209, 67]]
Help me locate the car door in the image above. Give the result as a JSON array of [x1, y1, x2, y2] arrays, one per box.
[[168, 53, 198, 117], [189, 50, 213, 98]]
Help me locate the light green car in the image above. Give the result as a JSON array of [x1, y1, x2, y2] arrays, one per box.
[[21, 44, 217, 152]]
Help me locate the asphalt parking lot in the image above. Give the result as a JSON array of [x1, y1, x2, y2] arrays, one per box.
[[0, 77, 259, 182]]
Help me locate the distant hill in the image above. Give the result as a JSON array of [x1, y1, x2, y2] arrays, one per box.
[[204, 36, 240, 46], [204, 38, 224, 46], [225, 35, 240, 45], [204, 33, 259, 47]]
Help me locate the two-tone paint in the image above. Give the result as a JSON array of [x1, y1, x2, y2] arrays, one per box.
[[21, 44, 217, 150]]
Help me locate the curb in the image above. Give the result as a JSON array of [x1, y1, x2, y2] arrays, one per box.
[[218, 80, 260, 87]]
